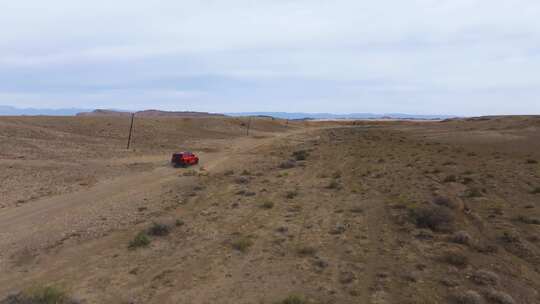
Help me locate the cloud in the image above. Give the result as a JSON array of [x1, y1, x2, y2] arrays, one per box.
[[0, 0, 539, 114]]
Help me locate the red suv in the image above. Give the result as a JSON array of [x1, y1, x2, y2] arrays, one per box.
[[171, 152, 199, 167]]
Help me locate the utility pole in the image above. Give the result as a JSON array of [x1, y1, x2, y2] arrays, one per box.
[[126, 112, 135, 149], [246, 117, 252, 136]]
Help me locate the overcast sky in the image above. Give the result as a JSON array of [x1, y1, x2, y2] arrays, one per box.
[[1, 0, 539, 115]]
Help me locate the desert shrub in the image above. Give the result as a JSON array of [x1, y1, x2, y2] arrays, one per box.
[[465, 188, 483, 198], [2, 286, 79, 304], [234, 176, 249, 184], [279, 295, 306, 304], [313, 258, 329, 269], [462, 177, 474, 185], [148, 222, 171, 236], [329, 224, 346, 235], [472, 269, 499, 286], [442, 251, 468, 267], [349, 207, 364, 213], [292, 150, 309, 161], [175, 219, 185, 226], [332, 171, 342, 178], [297, 246, 317, 256], [514, 215, 540, 225], [531, 187, 540, 194], [474, 243, 499, 254], [261, 201, 274, 209], [243, 191, 256, 197], [433, 196, 459, 209], [224, 170, 235, 176], [525, 159, 538, 164], [129, 232, 151, 249], [232, 237, 253, 253], [327, 180, 341, 189], [182, 170, 197, 176], [499, 231, 521, 244], [450, 290, 483, 304], [279, 160, 296, 169], [339, 271, 356, 284], [410, 205, 455, 232], [241, 170, 251, 176], [276, 226, 288, 233], [484, 290, 515, 304], [450, 231, 472, 245], [285, 191, 298, 199], [444, 175, 457, 183]]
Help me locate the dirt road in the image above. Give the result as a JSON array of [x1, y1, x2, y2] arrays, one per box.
[[0, 133, 290, 263]]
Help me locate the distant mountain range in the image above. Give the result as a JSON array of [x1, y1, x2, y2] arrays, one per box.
[[77, 109, 225, 118], [225, 112, 459, 120], [0, 105, 458, 120], [0, 105, 90, 116]]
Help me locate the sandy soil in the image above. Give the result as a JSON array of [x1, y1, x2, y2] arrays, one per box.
[[1, 116, 540, 304]]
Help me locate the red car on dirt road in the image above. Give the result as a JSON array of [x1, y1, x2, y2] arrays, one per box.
[[171, 152, 199, 167]]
